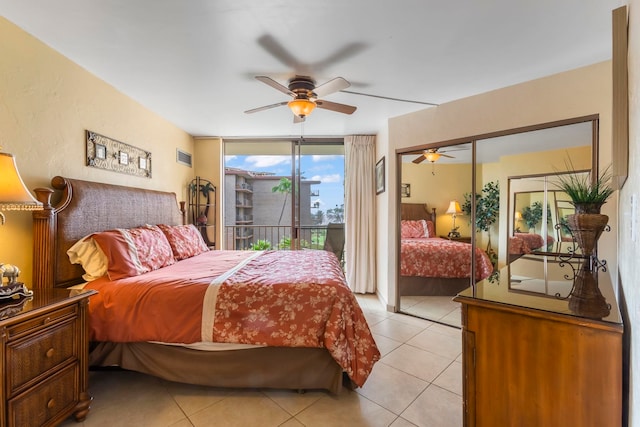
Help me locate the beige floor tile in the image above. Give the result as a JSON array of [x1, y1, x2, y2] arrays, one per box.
[[432, 361, 462, 396], [388, 312, 434, 328], [363, 311, 389, 327], [279, 418, 305, 426], [263, 388, 326, 415], [390, 417, 419, 426], [440, 307, 462, 327], [369, 318, 424, 342], [188, 391, 291, 427], [372, 332, 403, 357], [381, 344, 452, 382], [356, 362, 428, 415], [428, 322, 462, 338], [295, 390, 397, 427], [407, 328, 462, 359], [168, 419, 195, 427], [401, 385, 462, 427], [161, 379, 235, 416], [62, 371, 186, 427]]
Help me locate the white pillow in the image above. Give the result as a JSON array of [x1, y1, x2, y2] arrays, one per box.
[[67, 236, 108, 281]]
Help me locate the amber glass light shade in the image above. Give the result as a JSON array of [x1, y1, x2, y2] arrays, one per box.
[[288, 98, 317, 117]]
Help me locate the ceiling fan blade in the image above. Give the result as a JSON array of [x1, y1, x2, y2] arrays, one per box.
[[412, 154, 426, 164], [244, 101, 289, 114], [255, 76, 294, 96], [315, 99, 357, 115], [314, 77, 351, 97], [257, 35, 305, 72], [440, 153, 455, 158], [311, 42, 368, 72]]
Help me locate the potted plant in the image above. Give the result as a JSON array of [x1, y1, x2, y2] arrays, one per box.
[[554, 166, 613, 258]]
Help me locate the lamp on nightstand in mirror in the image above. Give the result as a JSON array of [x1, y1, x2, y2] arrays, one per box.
[[0, 150, 42, 299], [446, 200, 462, 238]]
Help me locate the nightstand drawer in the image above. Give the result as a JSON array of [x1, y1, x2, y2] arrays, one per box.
[[7, 362, 79, 427], [7, 319, 78, 394], [5, 304, 78, 340]]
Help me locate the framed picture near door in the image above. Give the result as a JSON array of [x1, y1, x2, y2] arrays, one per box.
[[376, 157, 385, 195]]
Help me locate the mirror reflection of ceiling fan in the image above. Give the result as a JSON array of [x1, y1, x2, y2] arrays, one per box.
[[412, 148, 456, 164]]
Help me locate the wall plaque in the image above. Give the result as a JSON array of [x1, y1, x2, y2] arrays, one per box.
[[86, 130, 151, 178]]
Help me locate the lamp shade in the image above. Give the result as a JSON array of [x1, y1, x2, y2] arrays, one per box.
[[0, 152, 42, 211], [446, 200, 462, 215], [514, 211, 523, 220], [288, 98, 316, 117], [425, 152, 441, 163]]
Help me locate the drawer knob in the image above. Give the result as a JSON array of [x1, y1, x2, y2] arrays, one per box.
[[44, 316, 51, 324], [47, 398, 55, 409], [45, 348, 55, 358]]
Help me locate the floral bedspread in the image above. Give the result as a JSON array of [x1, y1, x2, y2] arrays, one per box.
[[400, 237, 493, 280], [86, 250, 380, 387]]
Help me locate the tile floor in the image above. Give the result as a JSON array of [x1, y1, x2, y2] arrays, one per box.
[[399, 296, 462, 328], [60, 295, 463, 427]]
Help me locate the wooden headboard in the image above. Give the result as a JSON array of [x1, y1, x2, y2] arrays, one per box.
[[32, 176, 185, 289], [400, 203, 437, 234]]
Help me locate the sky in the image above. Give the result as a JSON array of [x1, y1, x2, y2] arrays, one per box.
[[225, 154, 345, 217]]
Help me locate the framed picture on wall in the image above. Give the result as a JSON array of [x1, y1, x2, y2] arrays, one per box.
[[401, 183, 411, 198], [376, 157, 385, 195]]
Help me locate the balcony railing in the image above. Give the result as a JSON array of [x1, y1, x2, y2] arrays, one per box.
[[224, 225, 333, 251]]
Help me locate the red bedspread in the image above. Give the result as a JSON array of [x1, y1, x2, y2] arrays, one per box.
[[85, 250, 380, 387], [400, 237, 493, 280]]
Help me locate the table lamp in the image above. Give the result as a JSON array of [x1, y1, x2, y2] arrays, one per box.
[[0, 151, 42, 299], [446, 200, 462, 238]]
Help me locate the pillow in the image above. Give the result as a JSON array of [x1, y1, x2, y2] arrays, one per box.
[[67, 236, 108, 281], [401, 220, 428, 238], [157, 224, 210, 260], [424, 220, 435, 238], [92, 226, 175, 281]]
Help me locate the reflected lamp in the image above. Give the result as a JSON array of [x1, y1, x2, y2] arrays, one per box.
[[288, 98, 316, 118], [446, 200, 463, 237]]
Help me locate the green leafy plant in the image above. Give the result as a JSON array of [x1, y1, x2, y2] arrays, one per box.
[[521, 201, 543, 230], [249, 239, 272, 250], [555, 163, 613, 213], [277, 236, 310, 250], [462, 181, 500, 233]]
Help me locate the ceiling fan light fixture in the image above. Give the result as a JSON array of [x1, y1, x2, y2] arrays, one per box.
[[288, 98, 316, 118], [425, 152, 441, 163]]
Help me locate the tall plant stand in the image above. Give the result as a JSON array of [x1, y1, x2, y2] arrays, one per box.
[[188, 177, 216, 249]]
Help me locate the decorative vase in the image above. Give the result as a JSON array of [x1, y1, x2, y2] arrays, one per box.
[[568, 262, 610, 319], [566, 213, 608, 258]]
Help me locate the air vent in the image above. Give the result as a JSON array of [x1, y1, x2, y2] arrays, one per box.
[[176, 149, 192, 167]]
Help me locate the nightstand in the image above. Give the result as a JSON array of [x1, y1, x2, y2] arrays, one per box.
[[0, 287, 96, 426], [440, 235, 472, 243]]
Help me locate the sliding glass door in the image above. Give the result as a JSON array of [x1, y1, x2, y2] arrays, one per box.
[[223, 139, 344, 257]]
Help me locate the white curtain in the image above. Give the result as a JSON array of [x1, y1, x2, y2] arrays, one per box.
[[344, 135, 376, 293]]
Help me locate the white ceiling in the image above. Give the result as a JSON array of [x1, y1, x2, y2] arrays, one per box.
[[0, 0, 625, 138]]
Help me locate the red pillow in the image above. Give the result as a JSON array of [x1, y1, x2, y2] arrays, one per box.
[[401, 220, 427, 238], [92, 226, 175, 280], [424, 220, 435, 238], [157, 224, 210, 260]]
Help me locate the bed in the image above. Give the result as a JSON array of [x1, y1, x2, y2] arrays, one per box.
[[31, 176, 380, 394], [399, 203, 493, 296]]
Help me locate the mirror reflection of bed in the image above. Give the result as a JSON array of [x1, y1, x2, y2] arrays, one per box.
[[399, 203, 491, 327], [397, 118, 596, 328]]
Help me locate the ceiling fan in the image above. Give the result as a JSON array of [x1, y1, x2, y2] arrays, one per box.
[[244, 75, 357, 122], [412, 148, 456, 164]]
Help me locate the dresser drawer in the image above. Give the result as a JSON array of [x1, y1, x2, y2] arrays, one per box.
[[7, 362, 79, 427], [6, 319, 78, 394]]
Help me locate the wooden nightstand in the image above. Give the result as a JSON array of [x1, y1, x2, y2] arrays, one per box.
[[439, 235, 472, 243], [0, 287, 96, 426]]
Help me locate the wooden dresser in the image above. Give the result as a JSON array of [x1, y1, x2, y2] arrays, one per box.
[[454, 266, 622, 427], [0, 288, 96, 426]]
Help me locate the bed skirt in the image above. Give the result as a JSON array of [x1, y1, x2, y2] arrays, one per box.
[[398, 276, 472, 296], [89, 342, 345, 394]]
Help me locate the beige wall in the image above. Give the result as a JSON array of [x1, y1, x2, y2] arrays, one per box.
[[620, 0, 639, 424], [194, 138, 223, 247], [0, 17, 195, 285], [382, 61, 614, 310]]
